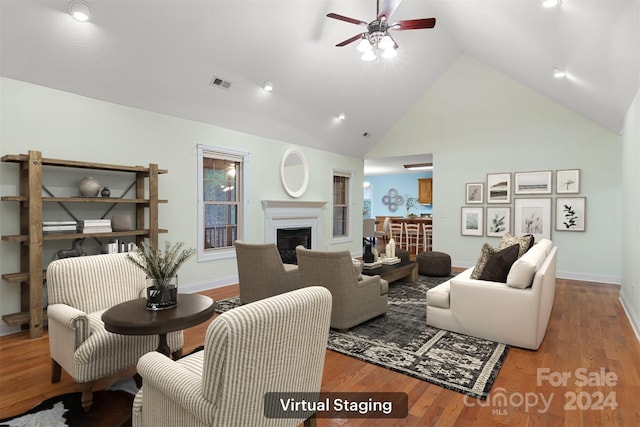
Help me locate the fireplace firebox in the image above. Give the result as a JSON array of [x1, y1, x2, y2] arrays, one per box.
[[277, 227, 312, 264]]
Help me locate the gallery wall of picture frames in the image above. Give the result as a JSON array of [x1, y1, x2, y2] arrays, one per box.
[[462, 169, 584, 238]]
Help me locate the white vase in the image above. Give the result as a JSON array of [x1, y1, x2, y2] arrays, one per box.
[[78, 176, 101, 197]]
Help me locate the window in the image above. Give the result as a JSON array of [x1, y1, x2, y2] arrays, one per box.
[[332, 170, 352, 240], [197, 144, 248, 261]]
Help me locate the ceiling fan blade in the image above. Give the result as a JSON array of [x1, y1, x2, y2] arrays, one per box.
[[377, 0, 402, 20], [327, 13, 367, 26], [336, 33, 365, 47], [391, 17, 436, 30]]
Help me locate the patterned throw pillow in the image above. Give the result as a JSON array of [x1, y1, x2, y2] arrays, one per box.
[[470, 243, 498, 279], [479, 243, 520, 283], [352, 259, 363, 281], [499, 233, 534, 258]]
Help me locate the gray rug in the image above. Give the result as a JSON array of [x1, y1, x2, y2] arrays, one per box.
[[215, 275, 509, 400]]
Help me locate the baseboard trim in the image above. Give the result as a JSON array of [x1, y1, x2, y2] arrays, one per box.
[[619, 293, 640, 343], [180, 274, 239, 294], [0, 321, 21, 337]]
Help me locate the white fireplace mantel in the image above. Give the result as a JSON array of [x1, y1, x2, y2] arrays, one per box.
[[262, 200, 327, 250], [261, 200, 327, 210]]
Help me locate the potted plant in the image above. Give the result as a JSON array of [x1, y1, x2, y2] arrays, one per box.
[[127, 241, 196, 310], [405, 194, 419, 218]]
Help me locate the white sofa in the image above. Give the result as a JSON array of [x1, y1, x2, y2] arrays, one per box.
[[426, 239, 557, 350]]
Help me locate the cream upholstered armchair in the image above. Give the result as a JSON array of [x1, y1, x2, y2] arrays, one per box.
[[235, 241, 300, 304], [46, 253, 183, 411], [295, 246, 388, 331], [132, 286, 332, 427]]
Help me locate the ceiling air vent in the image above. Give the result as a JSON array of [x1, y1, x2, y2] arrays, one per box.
[[210, 76, 232, 90]]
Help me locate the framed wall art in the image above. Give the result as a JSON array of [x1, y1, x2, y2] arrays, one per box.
[[486, 207, 511, 237], [514, 171, 552, 195], [486, 173, 511, 204], [461, 207, 484, 236], [556, 197, 586, 231], [556, 169, 580, 194], [465, 182, 484, 204], [514, 198, 551, 241]]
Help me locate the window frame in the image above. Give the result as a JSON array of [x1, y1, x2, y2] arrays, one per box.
[[331, 168, 354, 243], [197, 144, 249, 262]]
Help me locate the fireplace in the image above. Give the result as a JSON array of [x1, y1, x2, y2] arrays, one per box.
[[277, 227, 312, 264], [262, 200, 327, 263]]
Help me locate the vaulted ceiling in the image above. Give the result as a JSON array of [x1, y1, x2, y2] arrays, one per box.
[[1, 0, 638, 159]]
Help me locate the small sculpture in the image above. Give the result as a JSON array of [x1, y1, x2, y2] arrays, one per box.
[[54, 238, 86, 260]]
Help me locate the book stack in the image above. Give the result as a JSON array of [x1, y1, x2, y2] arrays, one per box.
[[102, 239, 136, 254], [43, 221, 77, 234], [77, 219, 112, 233]]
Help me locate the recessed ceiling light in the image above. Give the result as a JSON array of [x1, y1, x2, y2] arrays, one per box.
[[553, 67, 567, 79], [337, 112, 346, 120], [262, 81, 273, 92], [542, 0, 562, 8], [69, 0, 92, 22]]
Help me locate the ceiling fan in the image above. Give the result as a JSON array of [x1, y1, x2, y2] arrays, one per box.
[[327, 0, 436, 61]]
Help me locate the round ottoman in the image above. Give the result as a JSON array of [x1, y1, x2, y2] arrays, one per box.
[[417, 251, 451, 277]]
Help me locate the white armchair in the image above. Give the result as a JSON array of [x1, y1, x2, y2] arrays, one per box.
[[46, 253, 183, 411], [132, 286, 332, 427]]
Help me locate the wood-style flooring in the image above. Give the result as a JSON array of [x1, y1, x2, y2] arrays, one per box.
[[1, 276, 639, 426]]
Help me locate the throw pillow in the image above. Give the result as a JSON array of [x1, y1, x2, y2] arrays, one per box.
[[479, 243, 520, 283], [470, 243, 498, 279], [352, 259, 363, 281], [499, 233, 534, 258]]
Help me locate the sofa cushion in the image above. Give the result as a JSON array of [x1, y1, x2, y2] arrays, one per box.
[[499, 233, 534, 257], [426, 281, 450, 309], [506, 240, 551, 288], [479, 243, 520, 283]]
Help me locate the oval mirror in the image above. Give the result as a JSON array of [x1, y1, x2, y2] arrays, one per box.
[[280, 148, 309, 198]]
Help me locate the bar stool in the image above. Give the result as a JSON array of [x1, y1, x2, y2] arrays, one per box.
[[405, 223, 421, 256], [422, 224, 433, 252], [389, 222, 404, 250]]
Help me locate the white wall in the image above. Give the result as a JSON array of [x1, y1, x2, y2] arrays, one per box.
[[621, 90, 640, 339], [0, 78, 364, 330], [368, 55, 622, 283]]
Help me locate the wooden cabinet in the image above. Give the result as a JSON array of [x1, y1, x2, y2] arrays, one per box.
[[418, 178, 432, 204], [1, 150, 167, 338]]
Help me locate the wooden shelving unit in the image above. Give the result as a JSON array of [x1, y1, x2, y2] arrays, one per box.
[[1, 150, 167, 338]]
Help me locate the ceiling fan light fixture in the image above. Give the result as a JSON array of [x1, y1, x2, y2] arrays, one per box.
[[356, 37, 372, 52], [68, 0, 92, 22], [378, 35, 394, 50], [361, 50, 376, 61], [382, 47, 397, 59]]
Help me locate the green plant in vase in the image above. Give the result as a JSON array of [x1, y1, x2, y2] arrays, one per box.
[[127, 241, 195, 310], [405, 194, 419, 218]]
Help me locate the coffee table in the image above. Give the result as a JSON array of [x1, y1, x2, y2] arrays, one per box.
[[364, 259, 418, 283], [102, 293, 216, 357]]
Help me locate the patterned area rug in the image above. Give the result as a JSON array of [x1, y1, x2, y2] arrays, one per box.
[[0, 378, 136, 427], [216, 275, 509, 400]]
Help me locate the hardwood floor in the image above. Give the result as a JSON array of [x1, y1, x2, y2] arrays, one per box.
[[1, 278, 639, 426]]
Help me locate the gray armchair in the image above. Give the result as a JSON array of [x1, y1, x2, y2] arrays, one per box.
[[235, 241, 300, 304], [295, 246, 388, 331], [132, 286, 332, 427]]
